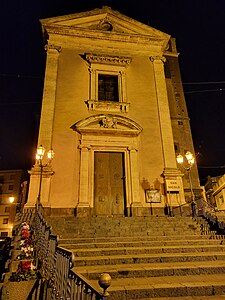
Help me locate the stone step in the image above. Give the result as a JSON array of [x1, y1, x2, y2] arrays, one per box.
[[60, 238, 224, 249], [71, 244, 225, 257], [59, 230, 202, 239], [73, 251, 225, 267], [58, 234, 221, 245], [47, 216, 201, 228], [75, 260, 225, 280], [89, 273, 225, 299], [139, 297, 225, 300]]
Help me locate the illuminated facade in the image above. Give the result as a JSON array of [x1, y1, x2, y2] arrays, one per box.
[[26, 6, 200, 216]]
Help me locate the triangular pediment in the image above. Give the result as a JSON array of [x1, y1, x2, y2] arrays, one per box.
[[41, 6, 170, 42], [71, 114, 143, 136]]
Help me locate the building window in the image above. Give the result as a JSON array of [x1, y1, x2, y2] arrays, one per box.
[[3, 218, 8, 224], [8, 184, 13, 190], [174, 143, 180, 153], [5, 207, 10, 213], [219, 195, 224, 205], [98, 74, 119, 102], [178, 121, 183, 126], [84, 53, 131, 112], [0, 232, 8, 237]]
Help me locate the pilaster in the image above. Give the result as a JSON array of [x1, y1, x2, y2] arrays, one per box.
[[38, 44, 61, 149], [129, 148, 142, 214], [150, 56, 177, 169], [77, 146, 91, 209]]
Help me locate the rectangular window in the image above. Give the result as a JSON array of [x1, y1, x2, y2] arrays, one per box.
[[1, 232, 8, 237], [5, 207, 10, 213], [174, 143, 180, 153], [98, 74, 119, 102], [8, 185, 13, 190], [219, 195, 224, 205], [3, 218, 8, 224]]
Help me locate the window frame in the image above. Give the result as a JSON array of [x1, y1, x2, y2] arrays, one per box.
[[3, 218, 8, 224], [97, 72, 120, 102], [85, 53, 131, 112]]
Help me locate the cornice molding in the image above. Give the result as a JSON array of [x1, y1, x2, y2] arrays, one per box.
[[44, 25, 167, 47], [44, 44, 62, 53], [85, 53, 132, 66]]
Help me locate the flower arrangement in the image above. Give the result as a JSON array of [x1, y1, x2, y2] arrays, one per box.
[[10, 222, 37, 282], [16, 222, 34, 260], [10, 261, 36, 282]]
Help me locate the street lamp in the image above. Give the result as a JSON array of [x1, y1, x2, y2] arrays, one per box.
[[35, 145, 54, 208], [176, 151, 196, 217]]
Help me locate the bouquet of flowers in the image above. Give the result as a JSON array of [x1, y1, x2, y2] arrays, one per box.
[[10, 222, 37, 281], [10, 261, 37, 282], [16, 222, 34, 260]]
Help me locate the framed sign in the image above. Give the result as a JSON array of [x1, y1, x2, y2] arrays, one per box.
[[145, 189, 161, 203], [166, 179, 181, 192]]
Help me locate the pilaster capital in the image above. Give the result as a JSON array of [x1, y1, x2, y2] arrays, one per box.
[[127, 146, 138, 152], [150, 56, 166, 64], [78, 144, 91, 151], [88, 67, 95, 74], [44, 44, 62, 53]]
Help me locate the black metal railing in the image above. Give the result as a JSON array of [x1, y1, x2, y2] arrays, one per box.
[[33, 204, 109, 300]]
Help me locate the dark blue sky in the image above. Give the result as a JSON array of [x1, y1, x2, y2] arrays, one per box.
[[1, 0, 225, 183]]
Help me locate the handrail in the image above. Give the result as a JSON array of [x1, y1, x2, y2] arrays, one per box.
[[33, 204, 110, 299], [195, 198, 225, 236], [69, 271, 108, 300], [168, 201, 192, 217]]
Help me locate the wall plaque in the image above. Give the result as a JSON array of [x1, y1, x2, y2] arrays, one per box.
[[145, 189, 161, 203], [166, 179, 181, 192]]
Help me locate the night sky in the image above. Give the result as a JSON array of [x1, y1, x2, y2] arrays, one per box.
[[1, 1, 225, 184]]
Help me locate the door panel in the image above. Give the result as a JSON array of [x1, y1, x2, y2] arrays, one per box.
[[94, 152, 125, 216]]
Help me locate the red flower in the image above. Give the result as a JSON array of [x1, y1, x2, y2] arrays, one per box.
[[21, 231, 30, 239], [17, 261, 32, 273]]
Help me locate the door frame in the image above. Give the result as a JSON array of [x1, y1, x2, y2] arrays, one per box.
[[72, 114, 143, 214], [93, 151, 127, 216], [90, 147, 131, 213]]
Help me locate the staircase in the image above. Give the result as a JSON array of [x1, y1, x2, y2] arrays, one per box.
[[47, 216, 225, 299]]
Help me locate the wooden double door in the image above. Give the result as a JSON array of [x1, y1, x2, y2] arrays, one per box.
[[94, 152, 126, 216]]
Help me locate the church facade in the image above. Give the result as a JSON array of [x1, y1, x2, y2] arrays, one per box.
[[26, 6, 200, 216]]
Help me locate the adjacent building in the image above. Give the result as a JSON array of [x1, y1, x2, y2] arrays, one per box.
[[0, 170, 28, 236], [26, 6, 201, 217], [205, 175, 225, 211]]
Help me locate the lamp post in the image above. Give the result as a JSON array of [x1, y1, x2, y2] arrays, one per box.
[[35, 145, 54, 208], [176, 151, 196, 218]]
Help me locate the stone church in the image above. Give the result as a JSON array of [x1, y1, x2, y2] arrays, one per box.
[[26, 6, 201, 217]]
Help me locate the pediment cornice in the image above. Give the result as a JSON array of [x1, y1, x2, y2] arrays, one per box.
[[71, 114, 143, 136], [41, 6, 170, 50]]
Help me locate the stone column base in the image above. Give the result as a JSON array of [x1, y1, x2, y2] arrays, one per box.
[[75, 207, 91, 217]]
